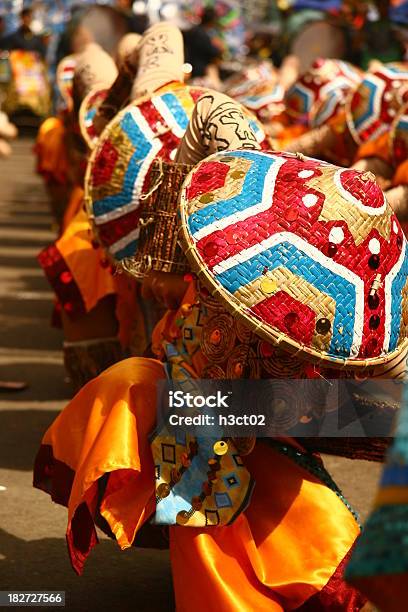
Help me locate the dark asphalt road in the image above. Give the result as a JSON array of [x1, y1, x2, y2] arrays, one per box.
[[0, 139, 381, 612]]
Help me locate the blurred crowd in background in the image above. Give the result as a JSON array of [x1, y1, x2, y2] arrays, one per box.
[[0, 1, 408, 122]]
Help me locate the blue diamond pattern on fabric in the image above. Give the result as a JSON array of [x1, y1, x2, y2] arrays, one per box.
[[223, 473, 240, 489], [214, 492, 233, 509]]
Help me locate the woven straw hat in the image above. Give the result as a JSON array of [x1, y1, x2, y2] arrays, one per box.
[[346, 62, 408, 146], [85, 83, 207, 263], [224, 62, 278, 100], [233, 84, 286, 124], [178, 149, 408, 369], [117, 32, 141, 65], [310, 64, 362, 128], [285, 58, 361, 124], [73, 42, 118, 103], [132, 22, 184, 99], [79, 87, 108, 149], [390, 103, 408, 167], [85, 83, 270, 264], [56, 55, 77, 110]]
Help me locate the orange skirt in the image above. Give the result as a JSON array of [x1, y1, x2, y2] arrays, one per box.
[[393, 159, 408, 187], [35, 116, 69, 185], [34, 357, 365, 610], [38, 206, 139, 348], [354, 132, 391, 165], [61, 185, 84, 233]]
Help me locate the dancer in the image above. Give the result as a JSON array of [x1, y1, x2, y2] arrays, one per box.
[[34, 88, 408, 610]]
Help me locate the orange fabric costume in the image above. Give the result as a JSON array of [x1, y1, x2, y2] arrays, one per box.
[[393, 159, 408, 187], [38, 205, 138, 348], [35, 116, 69, 185], [61, 185, 84, 233], [354, 132, 391, 165], [34, 355, 363, 611], [34, 286, 365, 610], [52, 207, 117, 315]]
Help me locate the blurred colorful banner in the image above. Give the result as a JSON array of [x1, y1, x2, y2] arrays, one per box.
[[288, 0, 342, 12], [182, 0, 244, 57], [390, 0, 408, 25]]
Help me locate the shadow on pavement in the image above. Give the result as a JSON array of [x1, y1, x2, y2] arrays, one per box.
[[0, 363, 69, 403], [0, 528, 174, 612], [0, 410, 60, 471], [0, 296, 62, 351], [0, 255, 42, 269]]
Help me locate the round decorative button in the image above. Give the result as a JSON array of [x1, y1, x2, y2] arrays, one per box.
[[157, 483, 170, 498], [284, 312, 299, 330], [323, 243, 337, 258], [368, 254, 380, 270], [397, 235, 403, 250], [259, 341, 274, 358], [233, 362, 245, 377], [210, 329, 221, 346], [180, 303, 193, 317], [204, 242, 219, 257], [200, 193, 214, 204], [369, 315, 381, 330], [284, 207, 299, 221], [213, 440, 228, 456], [260, 278, 277, 295], [176, 510, 190, 525], [316, 318, 331, 334], [231, 170, 245, 179], [368, 294, 380, 310], [60, 271, 72, 284]]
